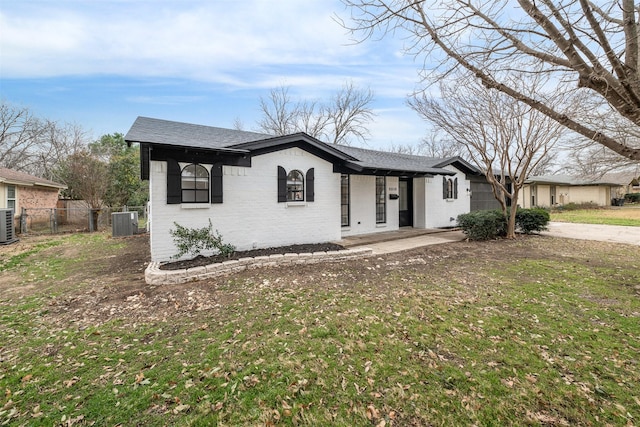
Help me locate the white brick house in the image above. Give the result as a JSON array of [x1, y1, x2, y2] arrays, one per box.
[[125, 117, 480, 262]]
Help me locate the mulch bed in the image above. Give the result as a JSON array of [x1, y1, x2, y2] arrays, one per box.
[[159, 242, 345, 270]]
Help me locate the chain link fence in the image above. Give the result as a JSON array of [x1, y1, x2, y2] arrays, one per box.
[[17, 205, 148, 235]]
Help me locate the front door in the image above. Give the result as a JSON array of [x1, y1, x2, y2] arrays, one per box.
[[399, 178, 413, 227]]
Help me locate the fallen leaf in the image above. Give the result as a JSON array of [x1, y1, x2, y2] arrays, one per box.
[[173, 404, 190, 414], [135, 372, 145, 384], [366, 404, 379, 420]]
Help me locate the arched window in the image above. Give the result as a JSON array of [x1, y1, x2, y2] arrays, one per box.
[[181, 164, 209, 203], [286, 170, 304, 201], [442, 177, 458, 199]]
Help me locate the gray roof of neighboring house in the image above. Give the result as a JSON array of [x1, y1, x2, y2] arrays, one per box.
[[124, 116, 477, 176], [0, 167, 66, 189], [525, 174, 622, 186], [599, 171, 640, 186]]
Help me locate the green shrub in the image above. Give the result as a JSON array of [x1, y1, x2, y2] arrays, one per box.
[[458, 208, 550, 239], [457, 210, 507, 240], [516, 207, 550, 234], [624, 193, 640, 203], [169, 219, 235, 260]]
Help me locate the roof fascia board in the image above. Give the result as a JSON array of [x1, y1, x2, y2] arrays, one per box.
[[232, 133, 359, 162], [129, 140, 250, 154], [0, 178, 66, 189]]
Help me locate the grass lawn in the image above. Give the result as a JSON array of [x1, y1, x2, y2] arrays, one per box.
[[551, 206, 640, 226], [1, 233, 639, 426]]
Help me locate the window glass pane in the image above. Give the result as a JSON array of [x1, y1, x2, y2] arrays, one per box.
[[182, 191, 196, 203], [287, 170, 304, 201], [399, 181, 408, 210], [195, 190, 209, 202], [196, 167, 209, 178], [341, 174, 349, 226], [7, 200, 15, 210], [376, 176, 386, 223], [7, 185, 16, 199], [181, 164, 209, 203], [195, 178, 208, 189]]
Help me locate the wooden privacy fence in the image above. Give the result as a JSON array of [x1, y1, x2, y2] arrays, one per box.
[[17, 205, 148, 235]]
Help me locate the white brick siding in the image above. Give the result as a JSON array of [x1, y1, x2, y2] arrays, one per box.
[[149, 147, 340, 262], [341, 175, 399, 237], [421, 166, 471, 228]]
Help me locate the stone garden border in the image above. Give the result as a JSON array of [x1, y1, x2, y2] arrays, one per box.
[[145, 247, 374, 285]]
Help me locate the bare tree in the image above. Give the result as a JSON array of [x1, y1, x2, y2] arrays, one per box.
[[409, 73, 565, 238], [385, 142, 423, 155], [325, 81, 375, 145], [340, 0, 640, 161], [56, 150, 109, 230], [0, 103, 48, 171], [232, 117, 246, 131], [258, 86, 300, 136], [0, 102, 89, 178], [564, 92, 640, 176], [417, 132, 463, 158], [257, 81, 374, 145], [36, 122, 88, 181]]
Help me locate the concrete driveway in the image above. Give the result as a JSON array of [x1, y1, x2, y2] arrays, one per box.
[[543, 222, 640, 246]]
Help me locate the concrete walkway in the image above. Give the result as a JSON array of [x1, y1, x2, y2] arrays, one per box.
[[337, 222, 640, 256], [542, 222, 640, 246], [338, 228, 467, 255]]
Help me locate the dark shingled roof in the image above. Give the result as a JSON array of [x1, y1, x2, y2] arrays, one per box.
[[335, 145, 464, 175], [0, 168, 66, 189], [125, 116, 476, 176], [124, 116, 270, 151]]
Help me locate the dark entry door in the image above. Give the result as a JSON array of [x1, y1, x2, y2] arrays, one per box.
[[399, 178, 413, 227]]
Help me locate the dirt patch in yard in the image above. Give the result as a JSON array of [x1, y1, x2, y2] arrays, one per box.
[[1, 232, 638, 329]]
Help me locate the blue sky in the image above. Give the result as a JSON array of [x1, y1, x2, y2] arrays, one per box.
[[0, 0, 431, 150]]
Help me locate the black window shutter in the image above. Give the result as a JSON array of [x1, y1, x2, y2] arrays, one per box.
[[442, 177, 447, 199], [277, 166, 287, 202], [167, 158, 181, 204], [306, 168, 315, 202], [140, 143, 150, 180], [454, 177, 458, 199], [211, 163, 223, 204]]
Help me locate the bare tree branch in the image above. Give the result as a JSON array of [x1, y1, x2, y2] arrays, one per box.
[[409, 71, 565, 238], [340, 0, 640, 161], [256, 81, 375, 145]]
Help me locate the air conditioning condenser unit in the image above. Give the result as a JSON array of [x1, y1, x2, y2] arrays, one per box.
[[0, 209, 18, 245]]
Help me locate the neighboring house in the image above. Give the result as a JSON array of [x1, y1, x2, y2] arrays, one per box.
[[519, 175, 622, 208], [0, 167, 67, 217], [599, 171, 640, 197], [125, 117, 482, 262]]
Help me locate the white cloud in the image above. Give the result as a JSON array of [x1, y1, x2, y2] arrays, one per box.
[[0, 0, 433, 147], [1, 1, 369, 81]]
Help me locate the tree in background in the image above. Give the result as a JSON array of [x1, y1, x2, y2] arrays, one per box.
[[0, 102, 87, 178], [89, 133, 148, 207], [55, 133, 148, 230], [341, 0, 640, 161], [410, 72, 565, 238], [56, 150, 109, 230], [257, 81, 375, 145]]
